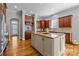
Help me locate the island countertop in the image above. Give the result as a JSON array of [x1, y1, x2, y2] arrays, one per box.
[[32, 32, 65, 39]]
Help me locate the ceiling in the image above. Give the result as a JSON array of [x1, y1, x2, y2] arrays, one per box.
[[6, 3, 79, 16]]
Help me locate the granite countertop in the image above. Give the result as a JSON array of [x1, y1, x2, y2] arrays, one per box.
[[49, 28, 72, 33], [33, 32, 65, 39]]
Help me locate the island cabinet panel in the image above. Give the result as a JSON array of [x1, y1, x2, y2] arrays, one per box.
[[31, 34, 35, 47], [59, 15, 72, 28], [35, 35, 43, 53], [31, 33, 65, 56], [65, 16, 72, 27], [59, 17, 64, 27], [43, 37, 52, 56]]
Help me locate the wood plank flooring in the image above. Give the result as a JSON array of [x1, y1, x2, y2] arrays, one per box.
[[4, 36, 79, 56], [64, 44, 79, 56], [4, 36, 41, 56]]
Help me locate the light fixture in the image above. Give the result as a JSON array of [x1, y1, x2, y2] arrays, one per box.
[[14, 6, 17, 9], [50, 8, 54, 11], [30, 11, 33, 13]]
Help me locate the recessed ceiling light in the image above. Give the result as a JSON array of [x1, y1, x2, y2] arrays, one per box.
[[14, 6, 17, 9], [30, 11, 33, 13], [51, 8, 54, 10]]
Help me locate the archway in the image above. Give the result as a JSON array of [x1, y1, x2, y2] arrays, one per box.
[[10, 18, 19, 36]]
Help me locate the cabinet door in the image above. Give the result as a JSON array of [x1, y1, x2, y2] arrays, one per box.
[[54, 37, 61, 56], [33, 35, 38, 49], [43, 37, 52, 56], [40, 20, 45, 29], [59, 15, 72, 28], [64, 16, 67, 27], [25, 32, 31, 39], [65, 33, 71, 43], [0, 3, 6, 13], [59, 17, 64, 28], [37, 35, 43, 53], [66, 16, 71, 27], [25, 16, 32, 22], [37, 21, 40, 28], [31, 34, 35, 47]]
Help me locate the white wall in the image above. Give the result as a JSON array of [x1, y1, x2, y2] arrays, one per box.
[[50, 5, 79, 43]]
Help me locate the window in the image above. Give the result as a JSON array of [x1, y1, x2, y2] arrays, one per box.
[[51, 20, 58, 28]]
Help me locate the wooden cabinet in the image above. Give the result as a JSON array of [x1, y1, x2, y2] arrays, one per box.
[[65, 33, 71, 43], [59, 17, 64, 27], [65, 16, 71, 27], [25, 32, 31, 39], [25, 16, 33, 22], [0, 3, 7, 14], [37, 20, 51, 29], [25, 15, 34, 40], [59, 15, 72, 28], [40, 20, 45, 29], [45, 20, 51, 28], [37, 21, 40, 28]]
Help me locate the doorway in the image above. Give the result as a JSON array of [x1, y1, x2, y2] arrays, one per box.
[[10, 18, 19, 36]]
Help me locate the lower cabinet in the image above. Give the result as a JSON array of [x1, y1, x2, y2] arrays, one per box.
[[31, 33, 65, 56], [65, 33, 71, 43], [25, 32, 31, 39]]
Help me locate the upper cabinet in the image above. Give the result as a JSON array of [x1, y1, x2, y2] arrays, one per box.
[[65, 16, 72, 27], [37, 21, 41, 28], [37, 20, 51, 29], [0, 3, 7, 14], [25, 15, 33, 22], [40, 20, 46, 29], [59, 17, 64, 27], [59, 15, 72, 28], [45, 20, 51, 28]]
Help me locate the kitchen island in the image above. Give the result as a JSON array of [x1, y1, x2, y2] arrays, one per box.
[[31, 32, 65, 56]]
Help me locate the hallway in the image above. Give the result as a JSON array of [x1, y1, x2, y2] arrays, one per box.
[[4, 36, 41, 56]]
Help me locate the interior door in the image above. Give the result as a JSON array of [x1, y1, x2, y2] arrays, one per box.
[[10, 19, 19, 36]]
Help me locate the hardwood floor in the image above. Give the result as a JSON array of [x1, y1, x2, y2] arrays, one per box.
[[4, 36, 41, 56], [64, 44, 79, 56], [4, 36, 79, 56]]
